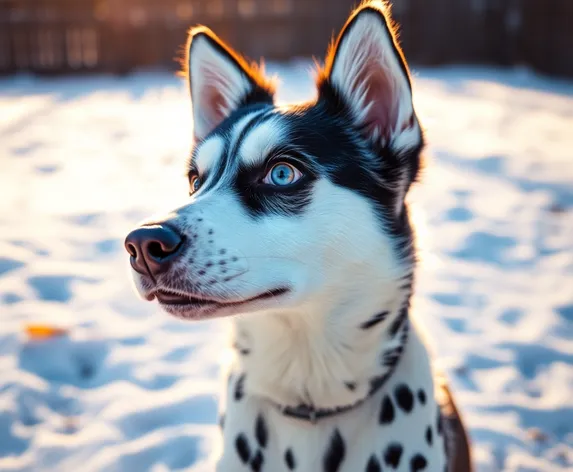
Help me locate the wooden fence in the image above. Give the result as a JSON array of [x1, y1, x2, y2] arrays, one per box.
[[0, 0, 572, 78]]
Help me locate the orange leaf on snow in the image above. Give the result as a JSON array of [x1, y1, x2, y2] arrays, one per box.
[[25, 324, 69, 339]]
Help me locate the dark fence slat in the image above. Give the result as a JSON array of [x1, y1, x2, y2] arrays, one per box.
[[0, 0, 571, 78]]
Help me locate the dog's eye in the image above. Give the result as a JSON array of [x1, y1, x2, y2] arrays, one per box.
[[263, 163, 302, 186], [189, 174, 202, 195]]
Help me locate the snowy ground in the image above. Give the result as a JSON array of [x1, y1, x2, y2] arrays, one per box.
[[0, 63, 572, 472]]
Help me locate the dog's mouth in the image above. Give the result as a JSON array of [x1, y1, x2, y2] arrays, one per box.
[[149, 287, 290, 316]]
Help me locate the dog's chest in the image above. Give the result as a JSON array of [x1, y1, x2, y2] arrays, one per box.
[[217, 375, 447, 472]]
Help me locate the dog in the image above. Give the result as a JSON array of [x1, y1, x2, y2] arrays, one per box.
[[124, 1, 472, 470]]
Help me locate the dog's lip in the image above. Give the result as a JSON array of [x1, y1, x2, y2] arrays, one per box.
[[154, 289, 213, 306], [151, 287, 290, 307]]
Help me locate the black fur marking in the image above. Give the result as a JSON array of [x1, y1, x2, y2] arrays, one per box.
[[255, 414, 268, 448], [382, 345, 403, 367], [389, 307, 408, 337], [233, 145, 317, 218], [234, 374, 246, 401], [344, 382, 357, 391], [360, 310, 390, 329], [366, 455, 382, 472], [323, 429, 345, 472], [417, 389, 426, 405], [384, 443, 403, 468], [395, 384, 414, 413], [410, 454, 428, 471], [369, 374, 389, 395], [437, 410, 443, 435], [235, 434, 251, 464], [425, 425, 433, 445], [379, 394, 395, 424], [285, 448, 296, 469], [192, 106, 272, 194], [250, 450, 264, 471]]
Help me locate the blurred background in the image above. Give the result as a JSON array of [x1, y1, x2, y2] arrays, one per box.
[[1, 1, 572, 472], [0, 0, 572, 77]]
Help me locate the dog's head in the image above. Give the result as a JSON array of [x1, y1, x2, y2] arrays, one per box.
[[125, 1, 423, 321]]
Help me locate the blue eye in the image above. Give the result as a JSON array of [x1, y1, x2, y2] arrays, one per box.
[[189, 175, 201, 194], [263, 163, 302, 186]]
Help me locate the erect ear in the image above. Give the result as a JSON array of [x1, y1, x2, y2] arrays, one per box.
[[320, 2, 420, 152], [186, 27, 275, 142]]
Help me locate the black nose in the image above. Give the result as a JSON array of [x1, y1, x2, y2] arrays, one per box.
[[124, 225, 183, 277]]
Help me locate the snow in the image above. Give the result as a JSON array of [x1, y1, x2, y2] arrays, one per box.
[[1, 62, 572, 471]]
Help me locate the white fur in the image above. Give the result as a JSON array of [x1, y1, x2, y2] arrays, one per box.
[[194, 135, 225, 172], [238, 116, 286, 166], [231, 180, 408, 408], [218, 326, 446, 471]]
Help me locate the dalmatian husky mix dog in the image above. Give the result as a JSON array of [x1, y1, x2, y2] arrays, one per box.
[[125, 1, 472, 471]]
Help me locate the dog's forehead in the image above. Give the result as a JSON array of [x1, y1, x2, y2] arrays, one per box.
[[236, 113, 286, 166], [193, 135, 225, 171], [193, 108, 291, 173]]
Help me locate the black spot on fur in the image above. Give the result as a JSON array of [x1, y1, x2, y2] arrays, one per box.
[[285, 448, 296, 469], [437, 410, 443, 435], [234, 374, 246, 401], [366, 455, 382, 472], [323, 429, 345, 472], [255, 414, 268, 448], [417, 389, 426, 405], [395, 384, 414, 413], [345, 382, 357, 391], [410, 454, 428, 471], [360, 310, 390, 329], [379, 395, 395, 424], [425, 425, 432, 445], [235, 434, 251, 464], [384, 443, 403, 468], [250, 450, 264, 471]]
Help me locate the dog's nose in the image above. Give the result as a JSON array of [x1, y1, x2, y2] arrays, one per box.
[[124, 225, 183, 277]]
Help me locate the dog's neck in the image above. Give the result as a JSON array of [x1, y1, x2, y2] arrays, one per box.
[[229, 270, 413, 413]]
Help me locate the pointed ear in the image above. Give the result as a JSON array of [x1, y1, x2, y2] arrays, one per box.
[[319, 2, 420, 152], [185, 27, 275, 142]]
